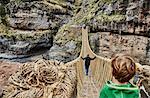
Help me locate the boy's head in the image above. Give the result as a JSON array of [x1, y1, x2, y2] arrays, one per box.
[[111, 53, 136, 83]]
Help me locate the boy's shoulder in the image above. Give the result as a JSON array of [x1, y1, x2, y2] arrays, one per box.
[[100, 81, 140, 98], [103, 81, 139, 91]]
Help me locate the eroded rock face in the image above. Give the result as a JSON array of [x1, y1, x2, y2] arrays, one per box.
[[0, 0, 74, 59], [0, 30, 53, 55], [48, 26, 82, 63], [7, 1, 72, 30], [48, 40, 78, 63], [89, 32, 150, 65], [50, 0, 150, 64]]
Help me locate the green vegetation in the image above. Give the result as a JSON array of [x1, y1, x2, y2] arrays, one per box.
[[101, 0, 112, 3], [0, 23, 52, 41], [15, 0, 22, 3], [0, 5, 6, 18], [0, 23, 10, 34], [14, 0, 43, 4], [55, 0, 125, 54], [96, 14, 125, 22], [101, 0, 122, 3], [0, 0, 10, 5], [14, 0, 33, 3], [0, 0, 10, 26]]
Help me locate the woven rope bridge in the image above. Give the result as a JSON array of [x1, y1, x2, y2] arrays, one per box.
[[66, 27, 112, 98], [66, 26, 142, 98]]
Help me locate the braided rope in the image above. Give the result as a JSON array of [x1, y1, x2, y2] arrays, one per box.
[[3, 59, 76, 98]]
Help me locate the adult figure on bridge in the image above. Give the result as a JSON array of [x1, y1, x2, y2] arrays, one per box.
[[81, 54, 96, 76]]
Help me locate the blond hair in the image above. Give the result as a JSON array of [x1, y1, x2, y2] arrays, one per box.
[[111, 54, 136, 83]]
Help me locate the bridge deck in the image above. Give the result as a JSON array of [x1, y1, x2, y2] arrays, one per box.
[[66, 26, 141, 98]]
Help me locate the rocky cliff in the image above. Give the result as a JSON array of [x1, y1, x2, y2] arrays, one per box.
[[49, 0, 150, 65], [0, 0, 150, 65], [0, 0, 75, 60]]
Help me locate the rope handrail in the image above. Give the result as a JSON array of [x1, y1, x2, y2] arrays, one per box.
[[65, 26, 142, 98]]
